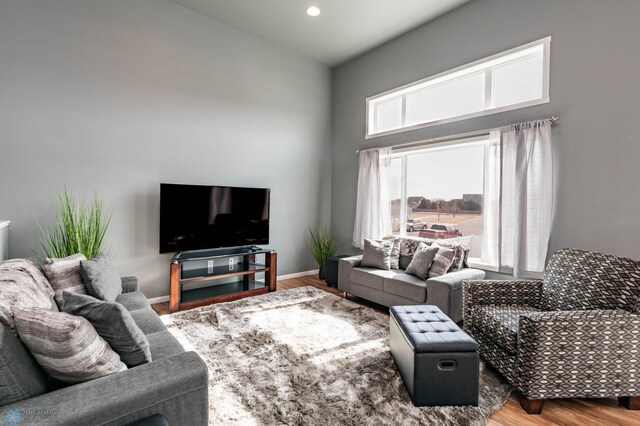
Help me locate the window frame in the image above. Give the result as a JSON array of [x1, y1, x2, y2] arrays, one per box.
[[366, 37, 551, 139], [383, 134, 500, 271]]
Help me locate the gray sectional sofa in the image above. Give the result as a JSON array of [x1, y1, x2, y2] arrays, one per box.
[[0, 276, 209, 426], [339, 253, 484, 323]]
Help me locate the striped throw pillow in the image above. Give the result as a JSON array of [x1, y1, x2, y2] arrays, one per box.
[[43, 253, 88, 308], [0, 259, 54, 335], [427, 244, 456, 278], [12, 307, 127, 384]]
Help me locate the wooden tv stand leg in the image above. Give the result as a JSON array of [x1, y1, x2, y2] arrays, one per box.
[[266, 251, 277, 292], [170, 261, 181, 313], [244, 254, 256, 287]]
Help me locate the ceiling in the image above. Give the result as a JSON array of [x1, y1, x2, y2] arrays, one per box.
[[169, 0, 472, 67]]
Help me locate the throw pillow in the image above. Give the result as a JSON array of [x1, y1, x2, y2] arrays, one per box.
[[63, 291, 151, 367], [361, 238, 393, 270], [428, 244, 456, 278], [0, 322, 49, 406], [399, 237, 423, 258], [405, 243, 439, 280], [381, 236, 401, 269], [80, 254, 122, 302], [43, 253, 87, 308], [0, 259, 55, 334], [12, 307, 127, 384], [414, 238, 469, 272]]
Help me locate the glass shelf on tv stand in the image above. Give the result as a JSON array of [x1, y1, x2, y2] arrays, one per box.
[[172, 246, 273, 262], [180, 262, 268, 284], [169, 246, 277, 313]]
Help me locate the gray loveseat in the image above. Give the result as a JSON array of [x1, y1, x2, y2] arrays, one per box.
[[1, 277, 209, 426], [338, 237, 485, 322]]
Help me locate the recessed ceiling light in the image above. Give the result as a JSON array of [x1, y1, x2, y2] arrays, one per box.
[[306, 6, 321, 17]]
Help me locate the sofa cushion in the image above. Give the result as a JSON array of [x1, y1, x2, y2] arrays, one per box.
[[0, 322, 49, 405], [146, 331, 185, 360], [130, 308, 167, 335], [80, 254, 122, 302], [12, 307, 127, 384], [116, 291, 151, 312], [541, 248, 640, 312], [351, 267, 399, 291], [381, 237, 401, 269], [63, 291, 152, 367], [383, 272, 428, 302], [398, 237, 469, 272], [472, 304, 539, 354], [43, 253, 87, 308], [399, 255, 412, 270], [0, 259, 55, 334], [405, 243, 439, 280], [429, 240, 469, 272], [361, 238, 393, 270], [428, 244, 456, 278], [399, 237, 423, 258]]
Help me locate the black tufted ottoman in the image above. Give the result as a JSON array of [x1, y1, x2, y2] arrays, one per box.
[[390, 305, 479, 406]]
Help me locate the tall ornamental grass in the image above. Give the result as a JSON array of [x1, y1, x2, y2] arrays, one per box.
[[37, 189, 112, 260], [309, 228, 340, 269]]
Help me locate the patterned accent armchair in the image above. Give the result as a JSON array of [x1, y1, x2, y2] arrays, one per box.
[[463, 248, 640, 414]]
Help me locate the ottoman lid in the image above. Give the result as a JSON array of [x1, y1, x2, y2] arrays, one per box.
[[390, 305, 478, 353]]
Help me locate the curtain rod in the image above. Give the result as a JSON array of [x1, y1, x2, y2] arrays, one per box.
[[355, 116, 559, 154]]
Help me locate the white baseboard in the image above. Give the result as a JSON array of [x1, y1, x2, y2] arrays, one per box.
[[146, 269, 319, 305], [147, 295, 170, 305], [278, 269, 319, 280]]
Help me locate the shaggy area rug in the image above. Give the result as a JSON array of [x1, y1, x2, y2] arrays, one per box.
[[162, 286, 512, 425]]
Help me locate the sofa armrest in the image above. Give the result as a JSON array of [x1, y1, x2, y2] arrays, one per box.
[[4, 351, 208, 426], [426, 268, 485, 323], [121, 276, 139, 293], [463, 279, 543, 325], [516, 310, 640, 398], [337, 256, 362, 294]]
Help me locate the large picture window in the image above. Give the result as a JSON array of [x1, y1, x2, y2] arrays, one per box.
[[383, 133, 500, 269], [367, 37, 551, 138]]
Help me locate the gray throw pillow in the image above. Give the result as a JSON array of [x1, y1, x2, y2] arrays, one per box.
[[63, 291, 151, 367], [428, 244, 457, 278], [80, 254, 122, 302], [405, 243, 439, 280], [0, 322, 48, 405], [361, 238, 393, 270], [12, 307, 126, 384]]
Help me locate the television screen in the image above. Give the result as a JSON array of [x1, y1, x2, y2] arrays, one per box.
[[159, 183, 270, 253]]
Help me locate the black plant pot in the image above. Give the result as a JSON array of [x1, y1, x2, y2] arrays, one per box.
[[318, 265, 326, 280]]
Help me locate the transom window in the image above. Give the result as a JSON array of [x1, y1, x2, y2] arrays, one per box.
[[367, 37, 551, 138]]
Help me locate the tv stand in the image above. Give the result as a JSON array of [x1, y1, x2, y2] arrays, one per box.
[[169, 247, 277, 313]]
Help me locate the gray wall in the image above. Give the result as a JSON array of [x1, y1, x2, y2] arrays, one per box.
[[331, 0, 640, 271], [0, 0, 332, 298]]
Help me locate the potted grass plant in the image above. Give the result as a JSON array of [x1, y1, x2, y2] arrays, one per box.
[[309, 228, 340, 280], [36, 189, 113, 260]]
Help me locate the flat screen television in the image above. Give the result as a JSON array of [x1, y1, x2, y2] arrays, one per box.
[[159, 183, 270, 253]]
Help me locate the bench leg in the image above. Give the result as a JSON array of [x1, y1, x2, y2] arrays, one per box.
[[620, 396, 640, 410], [520, 396, 545, 414]]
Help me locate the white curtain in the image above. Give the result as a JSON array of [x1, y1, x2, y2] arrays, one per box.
[[352, 148, 391, 249], [500, 120, 554, 278], [481, 129, 501, 267]]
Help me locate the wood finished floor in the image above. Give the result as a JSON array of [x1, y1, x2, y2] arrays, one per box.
[[152, 275, 640, 426]]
